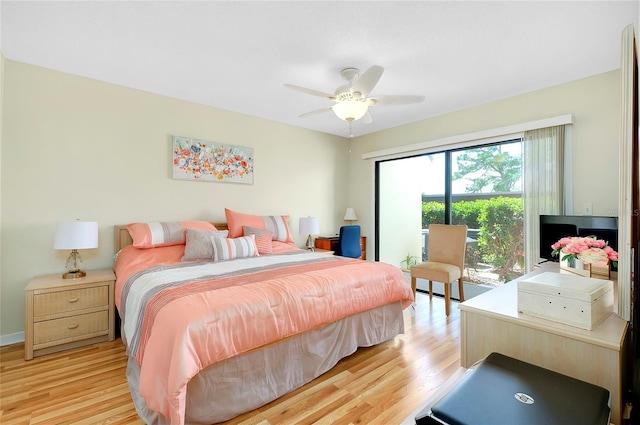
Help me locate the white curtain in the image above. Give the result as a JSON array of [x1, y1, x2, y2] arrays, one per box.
[[617, 24, 635, 321], [523, 125, 565, 272]]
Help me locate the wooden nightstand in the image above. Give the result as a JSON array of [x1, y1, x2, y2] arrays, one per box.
[[24, 269, 116, 360]]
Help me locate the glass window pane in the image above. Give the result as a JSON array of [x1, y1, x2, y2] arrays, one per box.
[[451, 142, 524, 286], [376, 139, 524, 290], [378, 155, 443, 267]]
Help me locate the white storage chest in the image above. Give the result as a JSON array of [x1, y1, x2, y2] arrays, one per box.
[[517, 272, 613, 330]]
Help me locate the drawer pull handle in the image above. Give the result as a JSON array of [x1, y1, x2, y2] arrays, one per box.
[[68, 297, 80, 303], [67, 324, 79, 330]]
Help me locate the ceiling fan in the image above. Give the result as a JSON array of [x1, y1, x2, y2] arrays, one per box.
[[284, 65, 425, 124]]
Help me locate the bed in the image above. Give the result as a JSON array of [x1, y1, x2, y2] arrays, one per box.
[[113, 214, 414, 425]]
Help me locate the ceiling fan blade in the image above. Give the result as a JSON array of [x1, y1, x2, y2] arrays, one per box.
[[368, 95, 425, 106], [299, 106, 333, 118], [351, 65, 384, 98], [362, 111, 373, 124], [284, 84, 335, 100]]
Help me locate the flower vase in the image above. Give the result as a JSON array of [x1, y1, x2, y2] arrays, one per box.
[[560, 257, 592, 277]]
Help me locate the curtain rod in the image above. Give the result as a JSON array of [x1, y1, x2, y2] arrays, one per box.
[[361, 114, 573, 160]]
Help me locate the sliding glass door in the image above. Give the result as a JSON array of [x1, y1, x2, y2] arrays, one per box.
[[378, 154, 444, 269], [376, 139, 524, 287]]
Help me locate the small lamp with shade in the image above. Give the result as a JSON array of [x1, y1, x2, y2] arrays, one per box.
[[344, 208, 358, 225], [299, 216, 320, 251], [54, 220, 99, 279]]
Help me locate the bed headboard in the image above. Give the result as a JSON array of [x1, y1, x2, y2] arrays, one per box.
[[114, 223, 229, 254]]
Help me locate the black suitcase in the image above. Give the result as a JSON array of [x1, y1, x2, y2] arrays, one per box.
[[416, 352, 610, 425]]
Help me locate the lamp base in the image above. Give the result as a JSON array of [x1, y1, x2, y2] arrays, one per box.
[[305, 235, 315, 251], [62, 270, 86, 279]]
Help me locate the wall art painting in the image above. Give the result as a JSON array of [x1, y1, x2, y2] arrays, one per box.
[[172, 136, 254, 184]]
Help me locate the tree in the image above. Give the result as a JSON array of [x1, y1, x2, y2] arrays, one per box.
[[453, 145, 521, 193]]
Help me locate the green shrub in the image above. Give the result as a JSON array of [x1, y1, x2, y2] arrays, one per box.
[[452, 200, 483, 229], [422, 201, 445, 226], [477, 197, 524, 281], [422, 200, 484, 229], [422, 197, 523, 281]]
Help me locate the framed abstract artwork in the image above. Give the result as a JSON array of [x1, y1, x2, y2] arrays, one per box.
[[172, 135, 254, 184]]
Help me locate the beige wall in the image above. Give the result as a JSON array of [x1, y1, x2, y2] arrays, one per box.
[[0, 60, 349, 339], [0, 61, 622, 340], [349, 70, 621, 258]]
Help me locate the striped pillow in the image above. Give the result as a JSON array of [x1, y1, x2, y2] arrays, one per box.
[[243, 226, 273, 255], [211, 235, 259, 261], [224, 208, 293, 243], [127, 221, 217, 248]]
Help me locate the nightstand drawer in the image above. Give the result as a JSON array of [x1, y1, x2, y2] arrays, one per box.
[[33, 286, 109, 319], [33, 311, 109, 347]]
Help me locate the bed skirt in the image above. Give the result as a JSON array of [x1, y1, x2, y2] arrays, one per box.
[[126, 301, 405, 424]]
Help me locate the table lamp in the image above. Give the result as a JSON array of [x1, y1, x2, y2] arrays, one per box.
[[299, 216, 320, 251], [344, 208, 358, 225], [54, 220, 99, 279]]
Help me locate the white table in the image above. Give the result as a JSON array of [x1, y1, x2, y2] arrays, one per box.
[[458, 263, 629, 425]]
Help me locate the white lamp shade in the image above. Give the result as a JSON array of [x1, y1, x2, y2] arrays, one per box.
[[299, 217, 320, 235], [344, 208, 358, 221], [332, 101, 368, 121], [54, 221, 99, 250]]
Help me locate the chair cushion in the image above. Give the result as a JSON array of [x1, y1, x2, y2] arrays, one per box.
[[410, 261, 462, 283]]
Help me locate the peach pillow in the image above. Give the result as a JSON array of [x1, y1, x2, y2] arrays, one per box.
[[272, 241, 304, 254], [127, 221, 217, 248], [225, 208, 293, 243], [242, 226, 273, 255]]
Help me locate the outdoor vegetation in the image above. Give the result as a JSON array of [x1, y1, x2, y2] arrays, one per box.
[[422, 197, 524, 283], [422, 143, 525, 285]]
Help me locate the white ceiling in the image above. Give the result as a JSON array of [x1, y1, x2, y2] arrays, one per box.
[[1, 1, 637, 138]]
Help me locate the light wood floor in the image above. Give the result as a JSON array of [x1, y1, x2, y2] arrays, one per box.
[[0, 292, 461, 425]]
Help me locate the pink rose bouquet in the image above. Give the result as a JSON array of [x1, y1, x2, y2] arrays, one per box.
[[551, 236, 618, 266]]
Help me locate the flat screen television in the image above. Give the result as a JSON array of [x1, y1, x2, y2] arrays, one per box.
[[539, 215, 618, 270]]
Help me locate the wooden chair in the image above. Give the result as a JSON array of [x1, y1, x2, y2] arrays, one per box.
[[410, 224, 468, 316]]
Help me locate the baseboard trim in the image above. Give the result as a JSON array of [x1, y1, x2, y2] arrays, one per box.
[[1, 332, 25, 347]]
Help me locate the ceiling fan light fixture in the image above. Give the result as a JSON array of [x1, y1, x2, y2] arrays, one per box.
[[333, 100, 368, 122], [285, 65, 423, 133]]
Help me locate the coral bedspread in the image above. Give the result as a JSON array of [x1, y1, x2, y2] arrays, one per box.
[[114, 247, 413, 425]]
